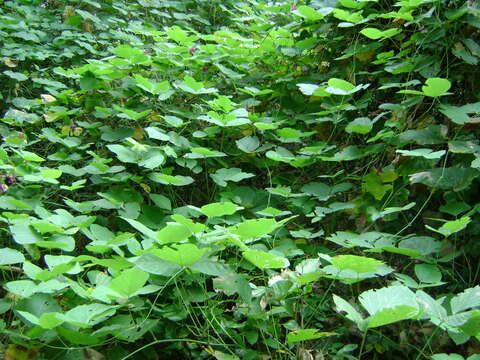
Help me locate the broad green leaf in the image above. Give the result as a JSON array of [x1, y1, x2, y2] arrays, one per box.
[[176, 76, 217, 94], [287, 329, 336, 343], [367, 305, 420, 328], [333, 294, 367, 331], [149, 173, 194, 186], [10, 224, 43, 244], [432, 354, 465, 360], [210, 168, 255, 187], [236, 136, 260, 153], [451, 286, 480, 314], [113, 105, 151, 121], [165, 26, 198, 45], [346, 117, 373, 134], [242, 250, 289, 269], [422, 78, 452, 97], [439, 105, 472, 125], [39, 312, 64, 329], [362, 172, 392, 200], [5, 280, 37, 297], [185, 147, 226, 159], [109, 268, 150, 297], [79, 71, 99, 91], [3, 70, 28, 81], [19, 150, 45, 162], [0, 248, 25, 265], [121, 217, 158, 240], [57, 327, 101, 345], [156, 223, 192, 244], [31, 222, 64, 234], [171, 214, 206, 233], [231, 218, 279, 240], [301, 182, 331, 200], [106, 144, 138, 163], [293, 6, 325, 21], [427, 216, 471, 237], [133, 74, 171, 95], [297, 83, 320, 96], [151, 244, 207, 266], [326, 78, 370, 95], [200, 202, 243, 217], [331, 255, 387, 273], [133, 253, 181, 276], [63, 303, 116, 327], [415, 264, 442, 284], [360, 27, 401, 40], [41, 169, 62, 179], [327, 78, 354, 93], [409, 168, 479, 191], [396, 148, 446, 159], [358, 285, 419, 327], [460, 310, 480, 336], [395, 236, 441, 257]]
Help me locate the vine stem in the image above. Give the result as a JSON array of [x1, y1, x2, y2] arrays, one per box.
[[358, 329, 368, 360]]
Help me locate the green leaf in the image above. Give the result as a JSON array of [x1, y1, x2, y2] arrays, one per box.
[[358, 285, 419, 328], [231, 218, 279, 240], [3, 70, 28, 81], [109, 268, 150, 297], [415, 264, 442, 284], [31, 222, 64, 234], [185, 147, 226, 159], [200, 202, 243, 217], [149, 173, 194, 186], [346, 117, 373, 134], [236, 136, 260, 153], [113, 105, 151, 121], [40, 169, 62, 180], [79, 71, 99, 91], [156, 223, 192, 244], [439, 104, 472, 125], [133, 74, 171, 95], [460, 310, 480, 336], [151, 244, 207, 266], [360, 27, 401, 40], [122, 217, 158, 240], [293, 5, 325, 21], [19, 150, 45, 162], [297, 83, 320, 96], [427, 216, 471, 237], [451, 286, 480, 314], [300, 182, 331, 200], [432, 354, 465, 360], [0, 248, 25, 265], [333, 294, 367, 331], [133, 253, 181, 276], [331, 255, 387, 273], [242, 250, 289, 269], [210, 168, 255, 187], [39, 312, 64, 329], [409, 168, 479, 191], [58, 327, 102, 345], [326, 78, 369, 95], [287, 329, 336, 343], [396, 148, 446, 159], [176, 76, 217, 94], [362, 172, 392, 200], [422, 78, 452, 97]]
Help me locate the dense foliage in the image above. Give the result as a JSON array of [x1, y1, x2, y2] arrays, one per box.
[[1, 0, 480, 359]]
